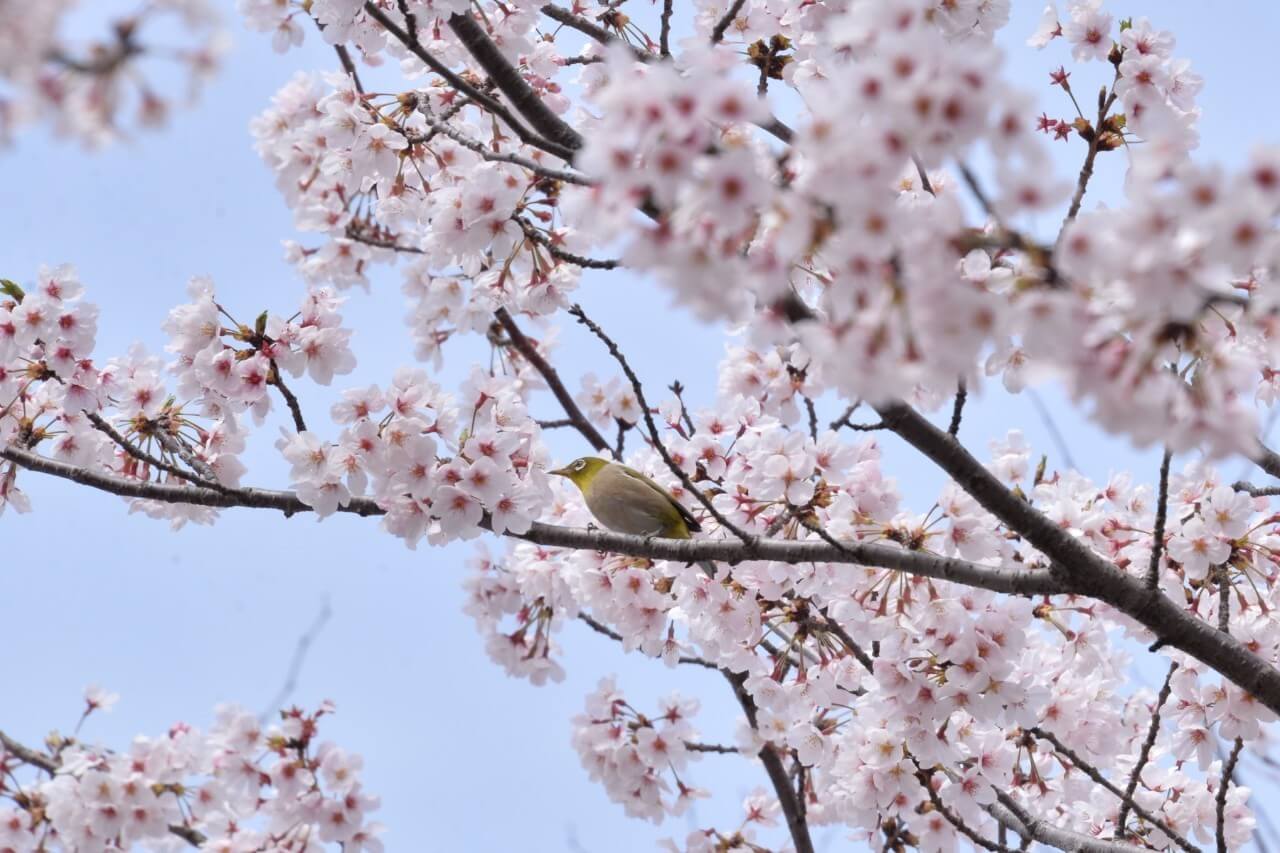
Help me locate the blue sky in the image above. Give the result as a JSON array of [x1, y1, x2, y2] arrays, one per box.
[[5, 2, 1280, 850]]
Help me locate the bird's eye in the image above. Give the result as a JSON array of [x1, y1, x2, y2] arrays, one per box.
[[573, 459, 585, 470]]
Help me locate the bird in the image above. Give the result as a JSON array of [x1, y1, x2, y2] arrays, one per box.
[[549, 457, 702, 539]]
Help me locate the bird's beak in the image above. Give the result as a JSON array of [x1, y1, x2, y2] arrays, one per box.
[[548, 466, 570, 478]]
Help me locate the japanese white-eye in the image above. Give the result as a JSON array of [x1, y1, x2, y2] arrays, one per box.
[[550, 457, 701, 539]]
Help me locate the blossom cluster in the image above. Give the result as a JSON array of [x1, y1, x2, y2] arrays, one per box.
[[8, 0, 1280, 849], [280, 365, 555, 543], [0, 0, 224, 147], [571, 678, 708, 823], [0, 690, 382, 852]]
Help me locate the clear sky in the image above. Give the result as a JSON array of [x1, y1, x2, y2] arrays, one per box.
[[5, 2, 1280, 851]]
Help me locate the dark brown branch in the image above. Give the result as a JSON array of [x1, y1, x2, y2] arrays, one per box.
[[659, 0, 673, 56], [1218, 738, 1244, 853], [540, 5, 641, 56], [494, 307, 611, 454], [268, 361, 308, 434], [570, 303, 755, 542], [446, 13, 583, 154], [395, 0, 418, 42], [948, 380, 967, 437], [709, 0, 748, 44], [1145, 449, 1172, 588], [802, 394, 818, 442], [1032, 721, 1193, 852], [723, 671, 815, 853], [990, 792, 1143, 853], [1116, 662, 1178, 838], [1, 731, 205, 846], [86, 412, 220, 490], [1060, 82, 1118, 233], [578, 613, 720, 670], [516, 218, 620, 268], [874, 400, 1280, 717], [1, 443, 1064, 596], [1251, 443, 1280, 480], [412, 116, 594, 185], [259, 599, 333, 722], [333, 45, 364, 93], [685, 741, 739, 754], [829, 400, 861, 431], [1219, 565, 1232, 634], [912, 154, 936, 196], [362, 3, 574, 162], [914, 761, 1012, 852], [346, 231, 425, 254]]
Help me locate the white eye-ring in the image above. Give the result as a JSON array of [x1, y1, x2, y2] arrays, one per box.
[[573, 459, 586, 470]]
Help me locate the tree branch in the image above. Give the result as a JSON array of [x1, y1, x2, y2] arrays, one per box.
[[1115, 662, 1178, 839], [493, 307, 611, 455], [570, 303, 756, 543], [709, 0, 748, 44], [874, 400, 1280, 717], [362, 3, 575, 162], [1218, 738, 1244, 853], [1031, 721, 1193, 852], [445, 13, 583, 154], [1, 731, 206, 847], [516, 218, 621, 269], [1, 443, 1064, 596], [990, 791, 1145, 853], [723, 671, 815, 853], [412, 113, 594, 185], [1145, 449, 1172, 589]]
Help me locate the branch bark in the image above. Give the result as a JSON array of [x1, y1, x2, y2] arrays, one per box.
[[875, 400, 1280, 717], [494, 307, 611, 455], [1, 443, 1063, 596], [724, 671, 815, 853]]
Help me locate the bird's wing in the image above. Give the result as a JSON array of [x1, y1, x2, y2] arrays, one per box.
[[617, 464, 703, 533]]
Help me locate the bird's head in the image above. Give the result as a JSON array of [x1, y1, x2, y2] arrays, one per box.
[[549, 456, 608, 489]]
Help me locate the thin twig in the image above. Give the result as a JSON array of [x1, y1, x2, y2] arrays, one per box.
[[1, 441, 1069, 596], [333, 45, 364, 93], [570, 303, 755, 543], [709, 0, 748, 44], [412, 115, 594, 185], [578, 613, 720, 670], [829, 400, 862, 431], [268, 362, 308, 434], [912, 154, 936, 196], [1026, 388, 1078, 471], [723, 671, 815, 853], [0, 731, 57, 773], [659, 0, 673, 56], [1233, 482, 1280, 497], [1116, 662, 1178, 837], [363, 3, 575, 162], [685, 741, 740, 754], [914, 761, 1013, 853], [86, 412, 221, 489], [259, 599, 333, 723], [494, 307, 610, 454], [803, 395, 818, 442], [1218, 738, 1245, 853], [516, 218, 620, 269], [1145, 449, 1173, 589], [948, 380, 967, 437], [1032, 721, 1193, 852]]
